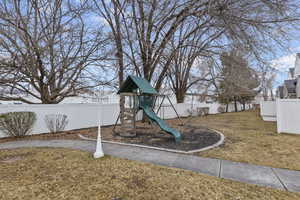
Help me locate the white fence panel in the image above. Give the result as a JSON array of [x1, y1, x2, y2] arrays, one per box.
[[0, 101, 253, 138], [188, 103, 215, 114], [208, 103, 220, 114], [100, 104, 120, 126], [260, 101, 277, 121], [156, 105, 175, 119], [189, 102, 251, 114], [0, 104, 120, 138], [276, 99, 300, 134], [174, 103, 190, 117]]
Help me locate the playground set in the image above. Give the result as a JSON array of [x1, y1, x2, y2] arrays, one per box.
[[113, 75, 182, 143]]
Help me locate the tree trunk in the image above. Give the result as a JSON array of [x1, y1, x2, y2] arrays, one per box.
[[113, 2, 125, 126], [226, 103, 229, 112], [234, 98, 238, 112], [263, 87, 268, 101], [175, 90, 185, 103], [117, 49, 125, 124], [270, 89, 274, 101]]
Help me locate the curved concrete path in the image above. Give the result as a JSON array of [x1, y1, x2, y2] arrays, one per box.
[[1, 139, 300, 193]]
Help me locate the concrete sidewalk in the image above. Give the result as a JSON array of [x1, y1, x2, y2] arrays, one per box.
[[1, 139, 299, 193]]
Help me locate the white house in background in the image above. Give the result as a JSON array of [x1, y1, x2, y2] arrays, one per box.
[[277, 53, 300, 99], [260, 53, 300, 134]]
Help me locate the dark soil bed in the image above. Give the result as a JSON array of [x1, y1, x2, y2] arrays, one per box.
[[106, 125, 221, 151]]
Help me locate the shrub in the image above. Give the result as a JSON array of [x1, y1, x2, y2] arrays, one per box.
[[44, 114, 68, 133], [197, 107, 210, 116], [218, 106, 226, 113], [0, 112, 36, 137], [187, 108, 198, 116], [202, 107, 209, 115]]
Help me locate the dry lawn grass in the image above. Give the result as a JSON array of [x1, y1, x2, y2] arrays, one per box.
[[191, 110, 300, 171], [0, 148, 299, 200], [1, 109, 299, 171]]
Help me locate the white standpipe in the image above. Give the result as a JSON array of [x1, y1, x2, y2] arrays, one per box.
[[93, 106, 104, 159]]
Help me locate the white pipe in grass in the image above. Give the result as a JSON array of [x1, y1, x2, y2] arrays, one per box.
[[93, 105, 104, 158]]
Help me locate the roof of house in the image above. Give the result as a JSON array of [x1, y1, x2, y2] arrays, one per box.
[[284, 79, 297, 93], [117, 75, 158, 95]]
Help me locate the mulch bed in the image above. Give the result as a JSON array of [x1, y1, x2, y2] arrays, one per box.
[[101, 124, 221, 151], [0, 128, 93, 143]]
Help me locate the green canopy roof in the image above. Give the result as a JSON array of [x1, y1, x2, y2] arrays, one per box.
[[117, 75, 158, 95]]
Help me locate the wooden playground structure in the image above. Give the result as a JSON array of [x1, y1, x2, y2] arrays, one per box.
[[113, 75, 182, 143]]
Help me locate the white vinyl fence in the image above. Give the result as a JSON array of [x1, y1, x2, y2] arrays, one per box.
[[187, 102, 252, 114], [0, 104, 119, 138], [276, 99, 300, 134], [260, 101, 277, 121], [260, 99, 300, 134], [0, 102, 253, 138]]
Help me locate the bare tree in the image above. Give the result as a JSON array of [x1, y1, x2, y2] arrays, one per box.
[[95, 0, 300, 99], [93, 0, 127, 88], [189, 0, 300, 104], [259, 69, 277, 101], [267, 73, 277, 101], [218, 50, 260, 112], [93, 0, 132, 124], [0, 0, 108, 104], [166, 23, 218, 103], [93, 0, 214, 89]]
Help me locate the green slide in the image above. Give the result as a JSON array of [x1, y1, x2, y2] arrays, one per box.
[[140, 105, 182, 143]]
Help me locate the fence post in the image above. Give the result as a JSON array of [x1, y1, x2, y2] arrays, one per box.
[[260, 101, 262, 116], [276, 99, 282, 133]]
